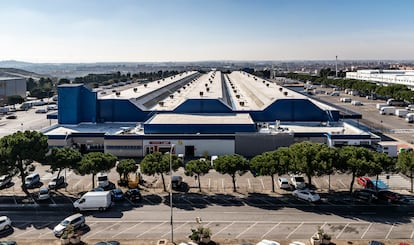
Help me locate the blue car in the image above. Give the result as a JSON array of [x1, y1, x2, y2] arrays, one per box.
[[111, 189, 124, 201], [370, 180, 389, 190]]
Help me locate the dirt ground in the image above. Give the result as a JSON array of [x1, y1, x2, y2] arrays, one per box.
[[8, 239, 414, 245]]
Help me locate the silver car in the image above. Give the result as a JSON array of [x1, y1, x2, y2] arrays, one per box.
[[53, 213, 85, 237]]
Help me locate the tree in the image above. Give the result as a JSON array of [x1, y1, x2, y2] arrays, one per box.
[[0, 131, 48, 194], [7, 95, 24, 106], [116, 159, 138, 182], [314, 145, 339, 192], [370, 152, 395, 190], [397, 151, 414, 192], [338, 146, 374, 193], [140, 152, 181, 192], [184, 159, 211, 192], [250, 148, 289, 193], [213, 154, 249, 192], [47, 147, 82, 180], [76, 152, 117, 189], [289, 142, 326, 187]]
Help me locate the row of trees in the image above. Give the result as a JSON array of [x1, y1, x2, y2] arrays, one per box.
[[285, 72, 414, 103], [1, 131, 414, 195]]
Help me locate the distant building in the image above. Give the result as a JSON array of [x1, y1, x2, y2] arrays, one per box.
[[346, 70, 414, 89], [0, 77, 27, 105]]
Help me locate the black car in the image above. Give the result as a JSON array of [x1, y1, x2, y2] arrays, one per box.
[[124, 188, 142, 202], [95, 241, 120, 245], [171, 176, 183, 190], [0, 241, 17, 245], [376, 190, 399, 203], [353, 189, 378, 202]]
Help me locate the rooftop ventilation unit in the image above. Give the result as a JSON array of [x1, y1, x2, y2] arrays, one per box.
[[115, 92, 121, 96], [236, 94, 240, 99], [279, 87, 283, 92], [200, 91, 204, 96], [158, 101, 164, 106], [206, 87, 210, 92], [284, 91, 288, 96], [169, 94, 174, 99], [239, 101, 245, 106], [144, 84, 148, 88], [133, 88, 138, 92]]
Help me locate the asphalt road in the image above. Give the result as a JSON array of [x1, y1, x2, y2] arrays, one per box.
[[1, 199, 414, 241]]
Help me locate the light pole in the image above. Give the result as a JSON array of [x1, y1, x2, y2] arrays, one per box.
[[169, 143, 175, 244]]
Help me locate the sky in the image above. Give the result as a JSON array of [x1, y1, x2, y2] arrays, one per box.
[[1, 0, 414, 63]]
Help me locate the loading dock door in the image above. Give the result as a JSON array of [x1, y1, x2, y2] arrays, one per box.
[[185, 145, 195, 157]]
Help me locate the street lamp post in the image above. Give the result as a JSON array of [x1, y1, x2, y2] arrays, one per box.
[[170, 144, 175, 244]]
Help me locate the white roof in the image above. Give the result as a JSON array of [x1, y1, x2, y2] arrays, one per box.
[[147, 113, 254, 125]]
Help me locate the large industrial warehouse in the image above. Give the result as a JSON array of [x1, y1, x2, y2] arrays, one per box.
[[44, 70, 380, 158]]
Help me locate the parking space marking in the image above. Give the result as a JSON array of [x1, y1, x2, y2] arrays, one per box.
[[14, 225, 37, 237], [235, 222, 257, 239], [221, 179, 224, 190], [247, 179, 251, 190], [385, 224, 394, 239], [338, 180, 347, 188], [361, 223, 372, 239], [411, 228, 414, 239], [112, 221, 142, 238], [286, 222, 303, 239], [208, 178, 211, 191], [260, 179, 265, 190], [213, 221, 234, 237], [136, 221, 166, 238], [87, 221, 120, 238], [336, 223, 349, 239], [162, 221, 189, 238], [261, 222, 280, 239]]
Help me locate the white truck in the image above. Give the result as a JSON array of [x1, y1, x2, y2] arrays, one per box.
[[73, 191, 112, 211], [376, 103, 388, 110], [380, 106, 396, 115], [406, 113, 414, 123], [396, 109, 409, 117]]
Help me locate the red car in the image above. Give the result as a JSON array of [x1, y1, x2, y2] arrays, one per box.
[[357, 177, 374, 189], [377, 190, 399, 203]]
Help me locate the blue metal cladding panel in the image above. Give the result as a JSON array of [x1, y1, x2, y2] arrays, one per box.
[[173, 99, 233, 113], [98, 99, 149, 122], [80, 86, 97, 123], [250, 99, 331, 122], [144, 124, 256, 134], [58, 86, 81, 124]]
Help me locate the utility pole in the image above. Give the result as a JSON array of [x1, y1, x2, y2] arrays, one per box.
[[335, 55, 338, 77]]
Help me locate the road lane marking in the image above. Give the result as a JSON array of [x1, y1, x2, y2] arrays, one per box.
[[136, 221, 166, 238], [162, 221, 189, 238], [112, 222, 142, 238], [336, 223, 349, 239], [261, 222, 280, 239], [385, 224, 394, 239], [286, 222, 303, 239], [213, 221, 234, 237], [236, 222, 257, 238], [361, 223, 372, 239]]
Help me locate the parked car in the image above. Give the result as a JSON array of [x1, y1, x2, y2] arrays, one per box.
[[0, 175, 11, 188], [171, 176, 183, 190], [35, 108, 48, 114], [399, 196, 414, 205], [5, 114, 17, 119], [0, 216, 12, 232], [94, 241, 120, 245], [48, 176, 65, 189], [25, 173, 40, 188], [0, 241, 17, 245], [110, 188, 124, 201], [38, 187, 51, 200], [368, 241, 385, 245], [53, 213, 85, 237], [356, 177, 374, 189], [290, 175, 306, 189], [278, 177, 290, 189], [292, 189, 320, 202], [353, 189, 378, 202], [257, 240, 280, 245], [377, 190, 399, 203], [124, 188, 142, 202], [370, 180, 389, 190]]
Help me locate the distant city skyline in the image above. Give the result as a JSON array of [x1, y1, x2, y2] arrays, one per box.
[[1, 0, 414, 63]]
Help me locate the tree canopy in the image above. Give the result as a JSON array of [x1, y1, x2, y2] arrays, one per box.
[[76, 152, 117, 188], [0, 131, 48, 194], [116, 159, 138, 181], [47, 147, 82, 180], [184, 159, 211, 192], [397, 151, 414, 192], [213, 154, 249, 192]]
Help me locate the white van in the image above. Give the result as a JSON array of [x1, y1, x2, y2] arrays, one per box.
[[73, 191, 112, 211], [97, 172, 109, 188], [25, 173, 40, 188], [380, 106, 396, 115], [340, 97, 352, 103]]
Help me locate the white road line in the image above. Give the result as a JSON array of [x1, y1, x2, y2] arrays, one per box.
[[136, 221, 166, 238], [37, 222, 55, 238], [213, 221, 234, 237], [260, 179, 265, 190], [14, 224, 35, 237], [286, 222, 303, 239], [221, 179, 224, 190], [261, 222, 280, 239], [162, 221, 189, 238], [112, 222, 142, 238], [208, 178, 211, 191], [247, 179, 251, 190], [385, 224, 394, 239], [236, 222, 257, 238], [339, 180, 347, 188], [361, 223, 372, 239], [336, 223, 349, 239], [84, 221, 120, 238], [410, 228, 414, 239]]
